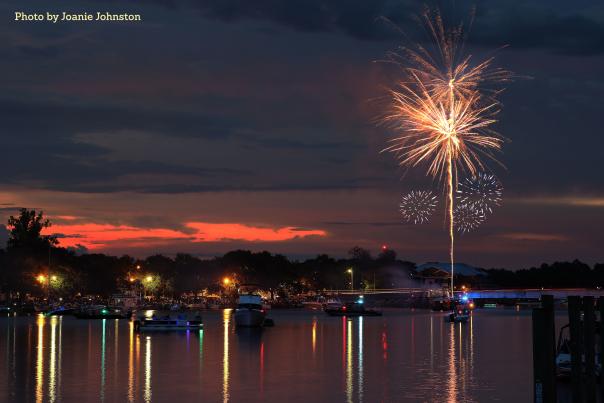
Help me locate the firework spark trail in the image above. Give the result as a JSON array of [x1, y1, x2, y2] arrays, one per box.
[[382, 8, 511, 295]]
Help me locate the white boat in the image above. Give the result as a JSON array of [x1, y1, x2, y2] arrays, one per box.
[[134, 310, 203, 332], [324, 298, 343, 311], [235, 294, 267, 327], [302, 296, 326, 310]]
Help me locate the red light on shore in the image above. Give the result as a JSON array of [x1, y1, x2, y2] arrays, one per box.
[[381, 244, 388, 250]]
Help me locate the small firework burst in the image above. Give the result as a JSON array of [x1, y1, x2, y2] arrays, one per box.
[[400, 190, 438, 224], [457, 173, 503, 215], [454, 203, 485, 233]]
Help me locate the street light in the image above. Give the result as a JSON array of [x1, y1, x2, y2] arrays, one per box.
[[347, 268, 353, 291], [51, 275, 57, 281], [36, 274, 47, 284], [222, 277, 231, 286], [145, 276, 153, 283]]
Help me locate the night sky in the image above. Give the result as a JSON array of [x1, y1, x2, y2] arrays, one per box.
[[1, 0, 603, 268]]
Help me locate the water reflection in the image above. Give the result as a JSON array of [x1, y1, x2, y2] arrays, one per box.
[[144, 336, 151, 403], [100, 319, 106, 402], [114, 319, 119, 386], [223, 309, 232, 403], [311, 317, 317, 354], [342, 317, 366, 403], [346, 319, 352, 403], [358, 317, 364, 403], [0, 310, 529, 402], [35, 315, 44, 403], [128, 321, 134, 403], [198, 328, 204, 372], [442, 314, 477, 403], [48, 316, 58, 403], [447, 321, 457, 403], [259, 341, 265, 396]]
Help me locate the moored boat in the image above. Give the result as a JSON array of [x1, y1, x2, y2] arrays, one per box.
[[447, 295, 473, 323], [134, 310, 203, 332], [74, 305, 130, 319], [45, 306, 76, 316], [235, 294, 267, 327]]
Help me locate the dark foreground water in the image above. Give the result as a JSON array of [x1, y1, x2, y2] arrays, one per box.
[[0, 309, 537, 402]]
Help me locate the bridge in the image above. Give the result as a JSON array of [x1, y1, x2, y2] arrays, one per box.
[[465, 288, 604, 300], [324, 288, 604, 300]]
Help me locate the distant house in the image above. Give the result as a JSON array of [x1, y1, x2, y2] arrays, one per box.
[[415, 262, 487, 289]]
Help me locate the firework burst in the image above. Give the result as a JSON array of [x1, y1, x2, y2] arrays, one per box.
[[457, 172, 503, 215], [381, 7, 511, 294], [400, 190, 438, 224], [454, 203, 485, 233]]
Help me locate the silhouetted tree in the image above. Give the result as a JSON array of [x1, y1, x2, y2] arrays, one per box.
[[7, 209, 57, 252]]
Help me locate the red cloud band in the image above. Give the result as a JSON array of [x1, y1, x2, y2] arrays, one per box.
[[44, 221, 327, 250]]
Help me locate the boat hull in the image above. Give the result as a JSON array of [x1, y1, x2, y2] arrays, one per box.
[[234, 309, 266, 327], [136, 322, 203, 332], [447, 313, 470, 323]]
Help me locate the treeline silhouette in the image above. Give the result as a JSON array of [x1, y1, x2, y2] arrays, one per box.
[[0, 209, 601, 299], [487, 260, 604, 289]]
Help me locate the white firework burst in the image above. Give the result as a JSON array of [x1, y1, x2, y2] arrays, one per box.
[[457, 172, 503, 215], [454, 203, 485, 233], [399, 190, 438, 224]]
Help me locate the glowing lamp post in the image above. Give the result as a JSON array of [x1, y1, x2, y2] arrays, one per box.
[[347, 268, 354, 291]]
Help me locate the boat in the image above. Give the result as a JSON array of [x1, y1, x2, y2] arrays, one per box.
[[447, 308, 470, 323], [74, 305, 130, 319], [325, 302, 382, 317], [44, 306, 76, 316], [302, 296, 326, 310], [555, 323, 602, 378], [323, 298, 343, 311], [234, 294, 268, 327], [134, 310, 203, 332]]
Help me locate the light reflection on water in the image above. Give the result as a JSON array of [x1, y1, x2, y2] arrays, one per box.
[[0, 309, 537, 402], [128, 321, 134, 403], [35, 315, 43, 403], [222, 308, 231, 403], [144, 335, 151, 403]]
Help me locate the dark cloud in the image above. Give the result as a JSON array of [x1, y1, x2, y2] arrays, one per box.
[[145, 0, 604, 55], [473, 7, 604, 55]]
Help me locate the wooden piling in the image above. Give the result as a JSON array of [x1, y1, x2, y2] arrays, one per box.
[[532, 295, 556, 403], [599, 297, 604, 402], [568, 296, 584, 402], [584, 296, 596, 403]]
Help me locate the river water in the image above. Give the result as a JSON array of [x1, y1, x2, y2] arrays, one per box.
[[0, 309, 538, 402]]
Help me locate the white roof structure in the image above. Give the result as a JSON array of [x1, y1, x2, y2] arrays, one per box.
[[416, 262, 486, 277]]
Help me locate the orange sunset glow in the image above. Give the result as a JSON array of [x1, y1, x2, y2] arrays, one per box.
[[43, 221, 327, 250]]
